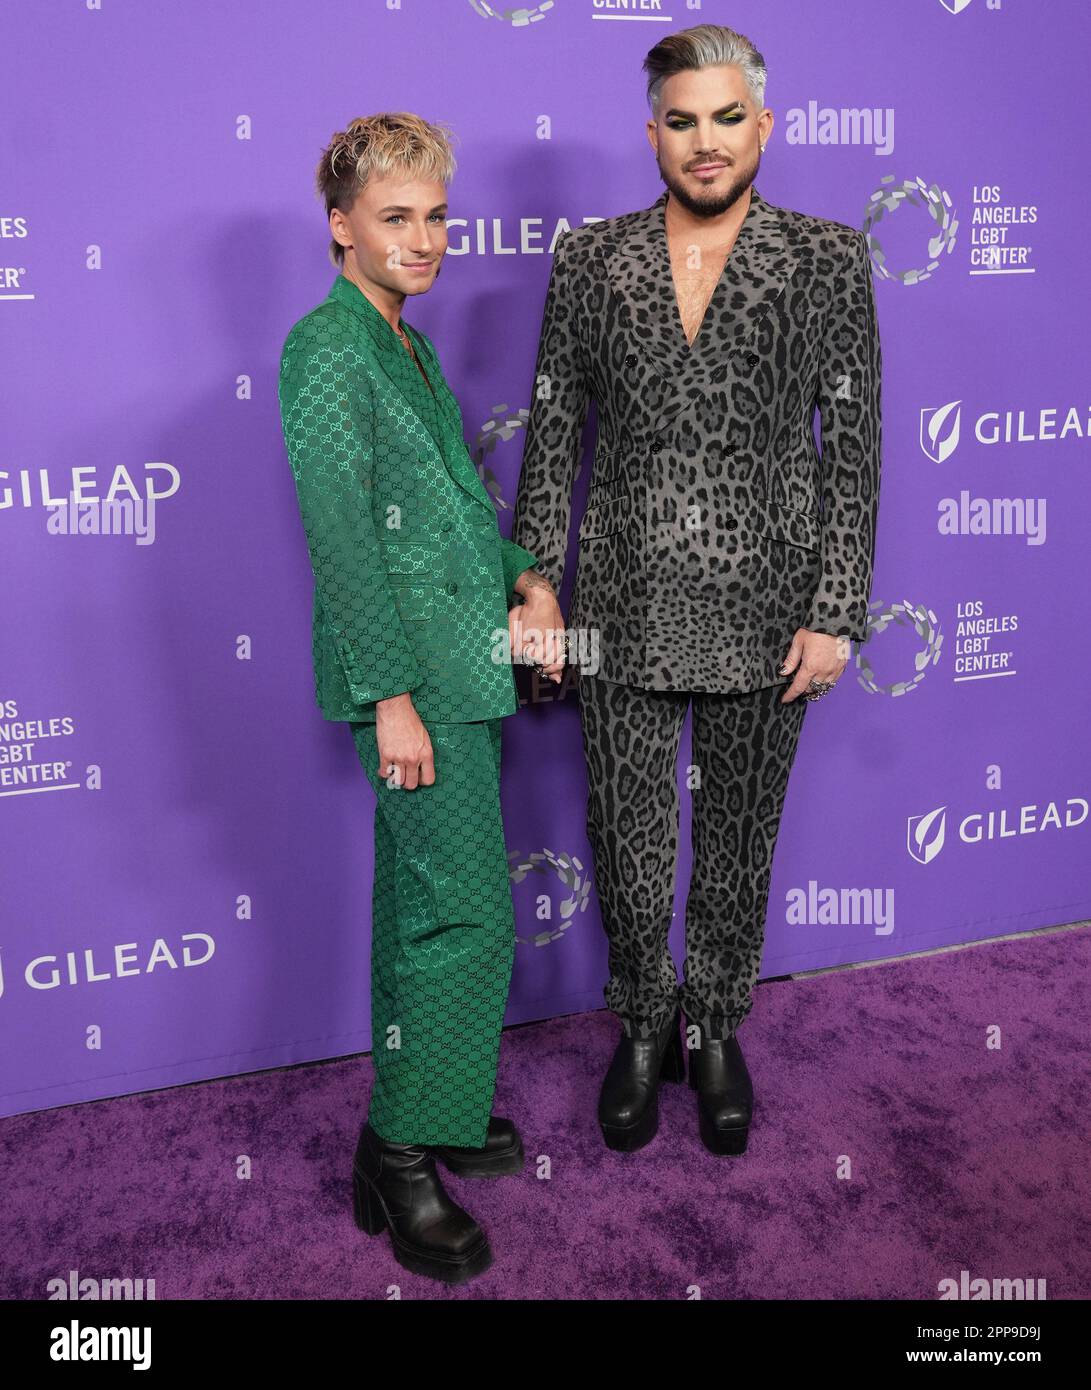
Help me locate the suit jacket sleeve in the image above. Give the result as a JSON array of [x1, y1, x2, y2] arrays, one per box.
[[510, 228, 592, 596], [805, 229, 882, 643], [499, 536, 540, 602], [278, 317, 424, 707]]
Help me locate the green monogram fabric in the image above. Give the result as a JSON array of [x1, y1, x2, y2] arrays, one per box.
[[352, 716, 514, 1148], [278, 274, 540, 723]]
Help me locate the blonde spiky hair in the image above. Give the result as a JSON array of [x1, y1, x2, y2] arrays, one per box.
[[315, 111, 458, 268]]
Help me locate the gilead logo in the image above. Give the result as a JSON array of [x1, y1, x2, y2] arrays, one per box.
[[0, 935, 216, 999], [908, 798, 1087, 864], [0, 462, 179, 511], [920, 401, 1091, 460]]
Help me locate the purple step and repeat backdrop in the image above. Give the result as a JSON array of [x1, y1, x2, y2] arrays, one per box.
[[3, 0, 1089, 1118]]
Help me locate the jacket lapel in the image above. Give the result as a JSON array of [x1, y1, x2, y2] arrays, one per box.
[[605, 191, 689, 386], [605, 186, 799, 435], [325, 275, 492, 513], [408, 331, 495, 511]]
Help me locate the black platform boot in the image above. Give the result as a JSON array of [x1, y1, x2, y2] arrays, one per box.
[[598, 1006, 686, 1152], [430, 1116, 524, 1178], [351, 1121, 493, 1284], [687, 1023, 754, 1156]]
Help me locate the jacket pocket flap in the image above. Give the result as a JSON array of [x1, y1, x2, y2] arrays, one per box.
[[381, 537, 437, 575], [578, 492, 631, 542], [751, 497, 821, 553]]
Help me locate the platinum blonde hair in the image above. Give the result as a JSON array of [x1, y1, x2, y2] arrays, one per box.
[[314, 111, 458, 268]]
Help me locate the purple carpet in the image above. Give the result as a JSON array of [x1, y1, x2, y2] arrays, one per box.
[[4, 927, 1088, 1300]]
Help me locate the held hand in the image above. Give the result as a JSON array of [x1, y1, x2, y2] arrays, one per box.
[[508, 590, 566, 684], [375, 692, 435, 789], [778, 628, 849, 704]]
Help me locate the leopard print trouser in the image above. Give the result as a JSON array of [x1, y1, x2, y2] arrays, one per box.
[[576, 673, 808, 1041]]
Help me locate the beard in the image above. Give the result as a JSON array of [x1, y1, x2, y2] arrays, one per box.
[[657, 146, 761, 218]]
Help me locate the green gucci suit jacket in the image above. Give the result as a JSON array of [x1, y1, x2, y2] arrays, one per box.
[[278, 273, 539, 723]]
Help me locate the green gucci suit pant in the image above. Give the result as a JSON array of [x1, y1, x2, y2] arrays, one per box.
[[350, 717, 515, 1149]]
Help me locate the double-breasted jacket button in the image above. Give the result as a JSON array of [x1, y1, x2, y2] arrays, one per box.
[[447, 581, 458, 594], [746, 351, 760, 366], [725, 515, 738, 530], [624, 352, 639, 368]]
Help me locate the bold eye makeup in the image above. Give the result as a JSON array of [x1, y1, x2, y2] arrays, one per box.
[[665, 104, 746, 130]]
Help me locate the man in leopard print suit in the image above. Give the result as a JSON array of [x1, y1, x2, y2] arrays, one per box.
[[511, 26, 882, 1156]]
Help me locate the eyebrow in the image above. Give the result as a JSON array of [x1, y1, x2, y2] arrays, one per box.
[[663, 101, 746, 119], [376, 204, 448, 214]]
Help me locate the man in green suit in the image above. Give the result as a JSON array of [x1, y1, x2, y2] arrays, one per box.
[[277, 112, 564, 1285]]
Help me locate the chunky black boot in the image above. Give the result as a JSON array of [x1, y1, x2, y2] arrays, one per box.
[[687, 1023, 754, 1156], [431, 1116, 524, 1178], [351, 1121, 493, 1284], [598, 1006, 686, 1152]]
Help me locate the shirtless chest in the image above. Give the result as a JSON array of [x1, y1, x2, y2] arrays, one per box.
[[667, 234, 735, 346]]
